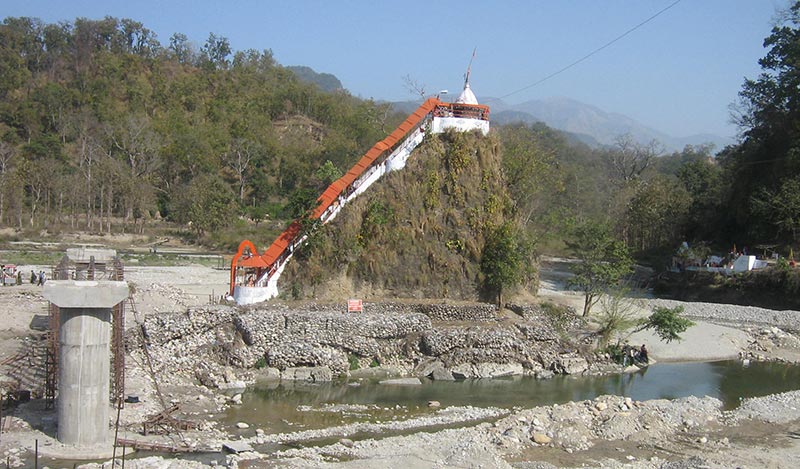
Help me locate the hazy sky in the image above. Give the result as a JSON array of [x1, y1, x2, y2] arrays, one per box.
[[3, 0, 788, 138]]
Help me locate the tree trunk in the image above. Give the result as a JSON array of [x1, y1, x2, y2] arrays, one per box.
[[106, 185, 113, 233], [583, 293, 592, 317]]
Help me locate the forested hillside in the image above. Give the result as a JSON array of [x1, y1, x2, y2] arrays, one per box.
[[0, 16, 400, 246], [3, 6, 800, 282]]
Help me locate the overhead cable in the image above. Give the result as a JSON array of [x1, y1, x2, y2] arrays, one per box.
[[491, 0, 683, 102]]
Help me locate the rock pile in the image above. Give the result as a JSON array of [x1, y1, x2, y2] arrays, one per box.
[[490, 394, 722, 453], [134, 301, 596, 385]]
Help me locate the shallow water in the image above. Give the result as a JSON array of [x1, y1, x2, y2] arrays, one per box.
[[224, 360, 800, 434]]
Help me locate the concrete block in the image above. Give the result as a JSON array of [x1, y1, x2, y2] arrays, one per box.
[[44, 281, 129, 308]]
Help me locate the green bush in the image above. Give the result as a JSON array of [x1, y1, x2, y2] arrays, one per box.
[[603, 343, 625, 364], [348, 353, 360, 371]]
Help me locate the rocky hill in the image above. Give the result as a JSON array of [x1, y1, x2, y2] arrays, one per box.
[[282, 130, 535, 300]]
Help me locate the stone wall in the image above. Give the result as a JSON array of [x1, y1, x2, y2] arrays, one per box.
[[365, 303, 498, 322], [231, 307, 432, 374], [138, 305, 235, 346], [136, 302, 592, 384]]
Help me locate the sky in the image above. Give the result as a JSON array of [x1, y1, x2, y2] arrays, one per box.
[[2, 0, 789, 138]]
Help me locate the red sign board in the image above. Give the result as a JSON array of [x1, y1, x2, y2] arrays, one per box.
[[347, 299, 363, 313]]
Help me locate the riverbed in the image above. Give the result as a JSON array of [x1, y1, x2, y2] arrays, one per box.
[[224, 360, 800, 437]]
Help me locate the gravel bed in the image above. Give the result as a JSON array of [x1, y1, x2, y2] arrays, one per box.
[[647, 298, 800, 331], [247, 405, 507, 445], [727, 389, 800, 424]]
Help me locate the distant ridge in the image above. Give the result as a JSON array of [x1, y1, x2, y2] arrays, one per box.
[[287, 66, 343, 93], [392, 97, 733, 152]]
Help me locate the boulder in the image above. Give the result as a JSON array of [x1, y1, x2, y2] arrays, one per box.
[[254, 367, 281, 381], [474, 362, 523, 378], [451, 363, 474, 379], [431, 367, 455, 381], [339, 438, 355, 448], [223, 441, 253, 453], [531, 433, 552, 444], [350, 366, 403, 379], [379, 377, 422, 385], [413, 358, 445, 377], [553, 355, 588, 375], [219, 380, 246, 391], [282, 366, 333, 382]]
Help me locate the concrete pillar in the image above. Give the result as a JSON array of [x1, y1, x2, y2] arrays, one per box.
[[44, 280, 128, 448]]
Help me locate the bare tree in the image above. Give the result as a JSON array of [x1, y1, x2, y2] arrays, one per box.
[[402, 74, 427, 100], [109, 114, 161, 178], [0, 142, 15, 224], [222, 138, 255, 202], [608, 134, 663, 182], [108, 115, 161, 229]]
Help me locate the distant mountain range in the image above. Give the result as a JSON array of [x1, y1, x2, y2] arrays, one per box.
[[287, 66, 733, 152], [393, 96, 734, 152]]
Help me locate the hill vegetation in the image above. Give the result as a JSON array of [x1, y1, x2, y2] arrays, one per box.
[[3, 6, 800, 303], [283, 131, 535, 301], [0, 16, 400, 247]]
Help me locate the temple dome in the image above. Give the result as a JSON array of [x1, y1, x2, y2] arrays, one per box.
[[455, 82, 478, 105]]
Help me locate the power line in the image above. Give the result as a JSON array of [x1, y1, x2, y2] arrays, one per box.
[[492, 0, 683, 102]]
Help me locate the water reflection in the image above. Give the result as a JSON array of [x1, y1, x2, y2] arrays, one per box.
[[225, 360, 800, 432]]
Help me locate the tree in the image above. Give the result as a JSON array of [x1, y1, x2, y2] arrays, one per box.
[[168, 33, 194, 64], [623, 176, 692, 252], [314, 160, 342, 189], [221, 138, 256, 202], [285, 187, 319, 220], [675, 156, 723, 240], [596, 295, 694, 348], [750, 176, 800, 241], [636, 306, 695, 343], [480, 222, 527, 306], [722, 3, 800, 242], [497, 123, 564, 228], [402, 74, 427, 99], [200, 33, 231, 70], [607, 134, 663, 182], [0, 141, 16, 223], [170, 174, 236, 237], [568, 221, 633, 317]]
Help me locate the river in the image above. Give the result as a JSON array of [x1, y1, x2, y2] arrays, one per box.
[[224, 359, 800, 435]]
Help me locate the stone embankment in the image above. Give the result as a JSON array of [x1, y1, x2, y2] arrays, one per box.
[[134, 302, 601, 386]]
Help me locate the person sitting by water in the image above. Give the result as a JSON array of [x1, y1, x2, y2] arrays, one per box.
[[637, 344, 649, 364], [621, 342, 632, 366]]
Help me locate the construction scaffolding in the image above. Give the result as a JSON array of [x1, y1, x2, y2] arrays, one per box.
[[45, 250, 127, 409]]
